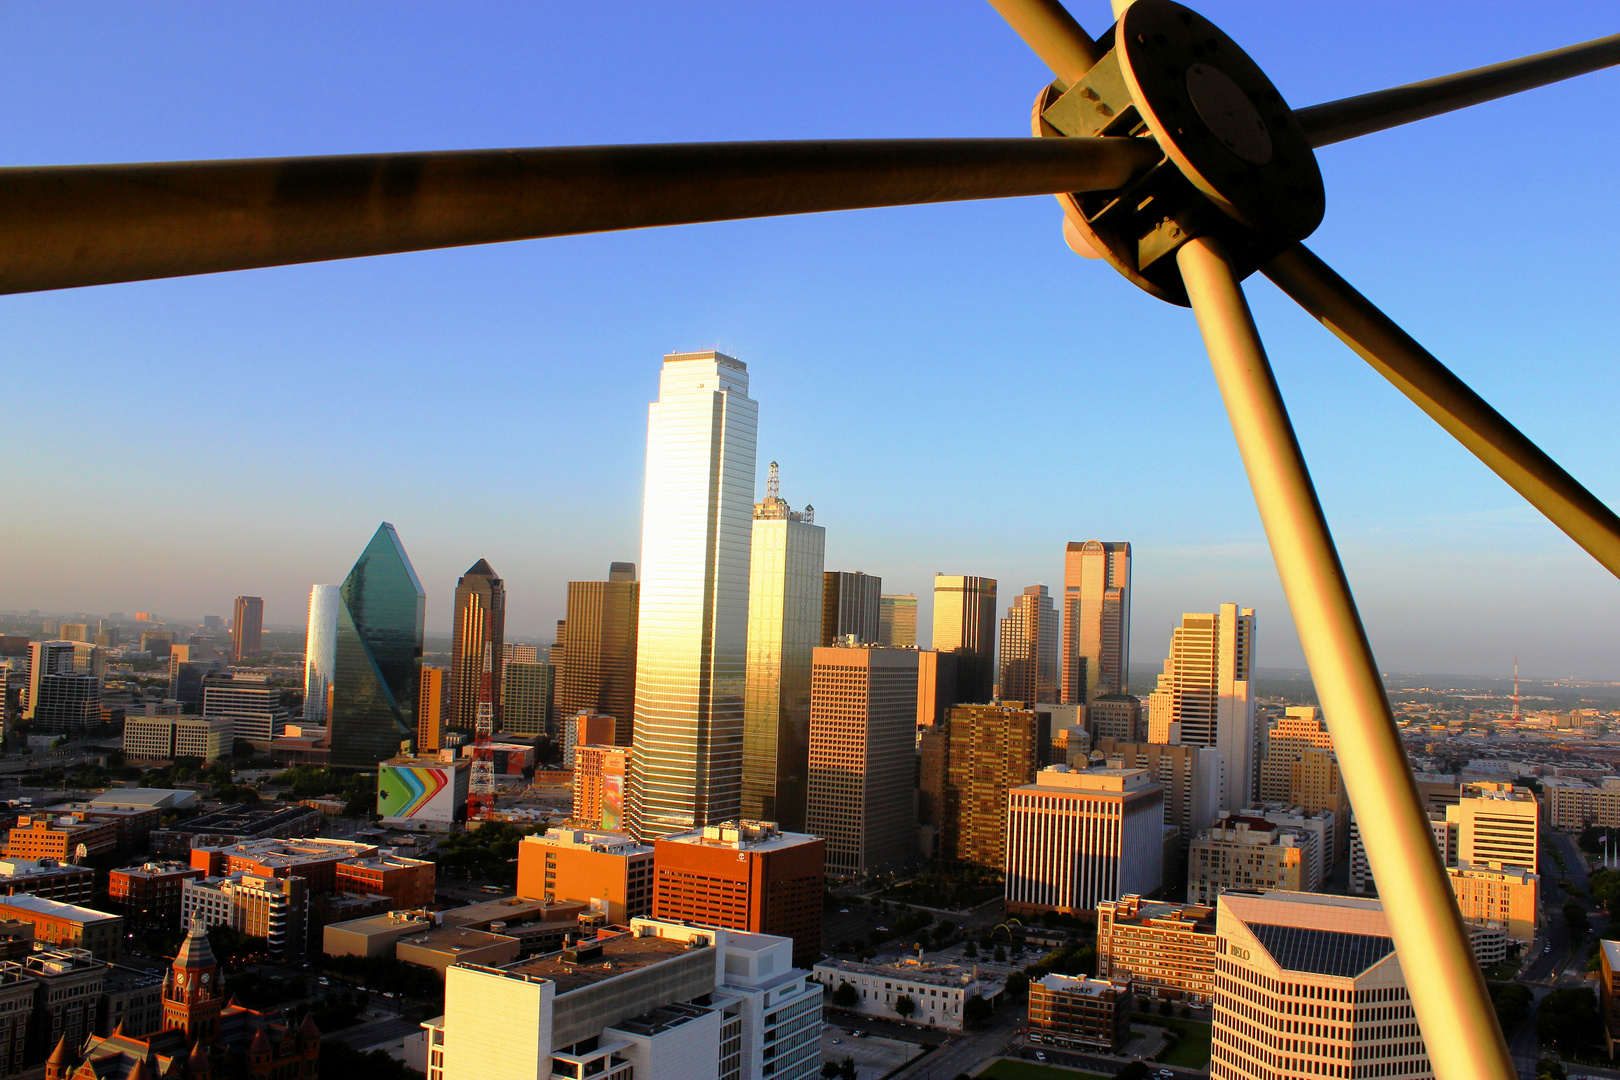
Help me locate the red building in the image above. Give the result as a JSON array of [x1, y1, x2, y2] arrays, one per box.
[[334, 855, 435, 910], [652, 820, 824, 968], [109, 862, 207, 932]]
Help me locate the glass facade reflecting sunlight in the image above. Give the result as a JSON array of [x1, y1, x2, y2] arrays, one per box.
[[303, 584, 339, 724], [329, 522, 426, 768]]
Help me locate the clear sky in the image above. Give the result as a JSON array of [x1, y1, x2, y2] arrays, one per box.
[[4, 2, 1618, 678]]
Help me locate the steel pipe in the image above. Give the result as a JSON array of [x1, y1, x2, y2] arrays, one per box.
[[1296, 30, 1620, 147], [0, 136, 1159, 295], [1177, 235, 1514, 1080], [986, 0, 1104, 86], [1265, 242, 1620, 581]]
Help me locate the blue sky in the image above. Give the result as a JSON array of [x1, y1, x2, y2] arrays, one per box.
[[4, 2, 1618, 678]]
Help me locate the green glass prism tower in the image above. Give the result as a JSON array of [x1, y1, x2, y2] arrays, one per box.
[[329, 522, 426, 768]]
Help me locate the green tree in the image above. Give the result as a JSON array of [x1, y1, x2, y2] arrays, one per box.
[[821, 1063, 839, 1079], [832, 981, 858, 1008], [993, 945, 1006, 963], [1592, 867, 1620, 913], [1564, 900, 1590, 936], [1158, 998, 1174, 1016], [963, 941, 977, 959], [962, 994, 992, 1026], [1536, 987, 1601, 1053], [1004, 971, 1029, 999], [894, 994, 916, 1019], [1488, 982, 1533, 1033], [838, 1057, 856, 1080]]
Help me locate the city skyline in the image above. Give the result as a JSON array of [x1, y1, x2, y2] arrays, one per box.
[[5, 3, 1620, 682]]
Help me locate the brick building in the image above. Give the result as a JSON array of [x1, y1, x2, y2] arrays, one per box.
[[1027, 974, 1134, 1051], [334, 855, 435, 910], [517, 828, 653, 924], [0, 861, 94, 906], [5, 817, 117, 862], [108, 863, 207, 933], [0, 898, 122, 961]]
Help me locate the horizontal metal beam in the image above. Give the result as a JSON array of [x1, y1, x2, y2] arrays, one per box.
[[0, 136, 1159, 294], [986, 0, 1104, 86], [1296, 30, 1620, 147], [1264, 242, 1620, 579]]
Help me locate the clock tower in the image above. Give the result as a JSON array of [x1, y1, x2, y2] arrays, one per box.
[[163, 924, 222, 1043]]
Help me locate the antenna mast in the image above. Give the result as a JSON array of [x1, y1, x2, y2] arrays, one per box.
[[767, 460, 780, 500]]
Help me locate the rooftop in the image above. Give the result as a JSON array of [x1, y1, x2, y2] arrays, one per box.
[[490, 931, 702, 996], [0, 895, 120, 923], [397, 926, 514, 954], [1037, 973, 1126, 997], [440, 896, 575, 928], [609, 1000, 713, 1037], [658, 820, 819, 853], [813, 957, 1003, 991], [1023, 765, 1156, 794], [529, 829, 652, 857]]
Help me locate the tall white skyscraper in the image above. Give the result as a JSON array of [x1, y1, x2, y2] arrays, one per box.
[[628, 351, 759, 840], [1147, 603, 1256, 811], [742, 462, 826, 831], [303, 584, 340, 724], [1062, 540, 1131, 704]]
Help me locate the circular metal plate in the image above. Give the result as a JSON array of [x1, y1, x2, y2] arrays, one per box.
[[1117, 0, 1324, 241]]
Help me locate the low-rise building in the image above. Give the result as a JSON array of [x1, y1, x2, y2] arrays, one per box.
[[22, 947, 104, 1065], [395, 927, 520, 978], [0, 964, 34, 1075], [1187, 815, 1308, 905], [149, 805, 324, 856], [0, 861, 94, 906], [4, 817, 117, 862], [1027, 974, 1133, 1051], [0, 898, 121, 961], [107, 863, 206, 933], [189, 837, 376, 892], [1240, 804, 1334, 892], [97, 966, 164, 1038], [1448, 864, 1539, 944], [517, 829, 654, 924], [323, 911, 438, 959], [181, 874, 307, 962], [1601, 939, 1620, 1058], [1095, 894, 1217, 1004], [43, 804, 162, 853], [334, 854, 435, 910], [1548, 776, 1620, 830], [121, 717, 232, 764], [811, 957, 1004, 1032]]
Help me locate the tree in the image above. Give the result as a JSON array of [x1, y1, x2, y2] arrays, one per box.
[[838, 1057, 856, 1080], [962, 994, 992, 1026], [963, 941, 978, 959], [894, 994, 916, 1019], [993, 945, 1006, 963], [1592, 867, 1620, 913], [1564, 900, 1590, 936], [1004, 971, 1029, 999], [821, 1063, 839, 1079], [1536, 987, 1601, 1054], [832, 981, 858, 1008], [1158, 998, 1174, 1016]]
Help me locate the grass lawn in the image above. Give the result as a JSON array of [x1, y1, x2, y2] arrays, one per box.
[[974, 1061, 1108, 1080], [1134, 1013, 1213, 1068]]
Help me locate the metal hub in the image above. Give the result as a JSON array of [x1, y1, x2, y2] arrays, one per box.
[[1034, 0, 1324, 304]]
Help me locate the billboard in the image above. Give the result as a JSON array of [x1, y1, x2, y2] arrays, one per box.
[[601, 773, 624, 831], [377, 764, 460, 822]]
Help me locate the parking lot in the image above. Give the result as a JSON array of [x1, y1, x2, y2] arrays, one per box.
[[821, 1028, 924, 1080]]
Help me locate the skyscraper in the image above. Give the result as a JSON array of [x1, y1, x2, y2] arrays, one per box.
[[999, 584, 1060, 705], [1062, 541, 1131, 704], [303, 585, 339, 724], [742, 463, 825, 831], [418, 665, 446, 751], [328, 522, 426, 768], [627, 352, 758, 840], [230, 596, 263, 663], [820, 572, 880, 646], [553, 569, 640, 746], [448, 559, 505, 734], [878, 594, 918, 647], [24, 641, 75, 722], [927, 703, 1045, 868], [931, 574, 997, 703], [501, 660, 552, 737], [1147, 603, 1256, 810]]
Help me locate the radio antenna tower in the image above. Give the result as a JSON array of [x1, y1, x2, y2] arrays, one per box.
[[468, 641, 496, 821], [767, 460, 780, 500], [1513, 656, 1521, 720]]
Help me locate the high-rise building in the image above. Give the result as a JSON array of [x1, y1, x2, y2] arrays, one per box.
[[571, 744, 632, 830], [999, 584, 1060, 706], [200, 674, 289, 741], [1212, 891, 1433, 1080], [1096, 894, 1218, 1005], [916, 649, 959, 727], [1453, 781, 1539, 871], [24, 641, 75, 722], [328, 523, 426, 769], [879, 594, 918, 647], [230, 596, 263, 663], [563, 709, 617, 769], [805, 645, 918, 878], [501, 661, 552, 738], [931, 574, 997, 703], [58, 624, 88, 643], [303, 585, 340, 724], [1004, 765, 1164, 916], [1147, 604, 1256, 810], [1093, 738, 1222, 855], [202, 615, 224, 631], [449, 559, 505, 734], [927, 703, 1045, 868], [139, 631, 173, 659], [1088, 694, 1142, 742], [652, 820, 823, 968], [502, 643, 539, 665], [820, 572, 880, 646], [1062, 541, 1131, 704], [555, 572, 641, 747], [516, 828, 653, 924], [1188, 814, 1309, 904], [741, 465, 824, 831], [417, 665, 447, 752], [628, 352, 758, 840]]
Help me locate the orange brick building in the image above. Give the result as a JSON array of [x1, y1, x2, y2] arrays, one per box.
[[0, 895, 123, 960], [5, 815, 118, 861], [652, 820, 823, 967], [517, 828, 653, 924], [334, 855, 435, 909], [190, 838, 376, 893], [571, 744, 630, 829]]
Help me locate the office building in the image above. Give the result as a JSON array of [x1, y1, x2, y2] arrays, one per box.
[[5, 817, 116, 861], [417, 665, 446, 752], [96, 965, 164, 1040], [24, 644, 78, 720], [58, 625, 88, 644], [1187, 814, 1308, 905], [302, 584, 340, 725], [1245, 805, 1334, 891], [562, 708, 617, 769], [26, 946, 104, 1064], [425, 919, 821, 1080], [1096, 894, 1218, 1004], [334, 854, 435, 909], [916, 649, 958, 727], [1147, 604, 1257, 810], [329, 523, 427, 769], [1088, 694, 1143, 742], [503, 643, 540, 665], [139, 631, 173, 660], [27, 672, 100, 736], [188, 836, 375, 890], [449, 559, 505, 735], [926, 703, 1044, 868], [501, 660, 551, 738], [182, 873, 308, 962], [999, 585, 1060, 706], [517, 828, 655, 924], [1257, 707, 1349, 858], [1062, 540, 1131, 705], [805, 646, 918, 878], [107, 862, 206, 933], [628, 352, 757, 840], [167, 646, 220, 713], [0, 897, 121, 960], [879, 594, 917, 648], [1454, 781, 1538, 870], [1027, 974, 1134, 1051], [0, 860, 93, 905], [122, 716, 231, 763], [812, 957, 1005, 1033], [741, 464, 825, 831], [820, 571, 880, 646], [1094, 738, 1222, 854], [573, 744, 631, 830], [652, 820, 823, 968], [1004, 766, 1164, 916], [230, 596, 263, 663], [931, 575, 997, 703], [1548, 776, 1620, 830], [554, 574, 641, 746], [200, 674, 288, 742], [1211, 891, 1433, 1080], [1447, 864, 1538, 943]]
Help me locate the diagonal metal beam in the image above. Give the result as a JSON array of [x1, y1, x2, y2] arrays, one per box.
[[1295, 30, 1620, 147], [1177, 235, 1514, 1080], [0, 136, 1158, 295], [985, 0, 1103, 86], [1264, 243, 1620, 580]]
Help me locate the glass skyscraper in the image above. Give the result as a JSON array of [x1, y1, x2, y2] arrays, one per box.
[[627, 351, 758, 840], [741, 463, 825, 831], [303, 584, 340, 724], [449, 558, 505, 734], [1062, 540, 1132, 704], [931, 574, 998, 703], [328, 522, 426, 768]]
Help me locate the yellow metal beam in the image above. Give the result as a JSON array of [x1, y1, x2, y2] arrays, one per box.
[[1177, 235, 1514, 1080], [985, 0, 1104, 86]]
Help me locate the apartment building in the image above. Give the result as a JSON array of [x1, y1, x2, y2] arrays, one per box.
[[180, 873, 308, 962]]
